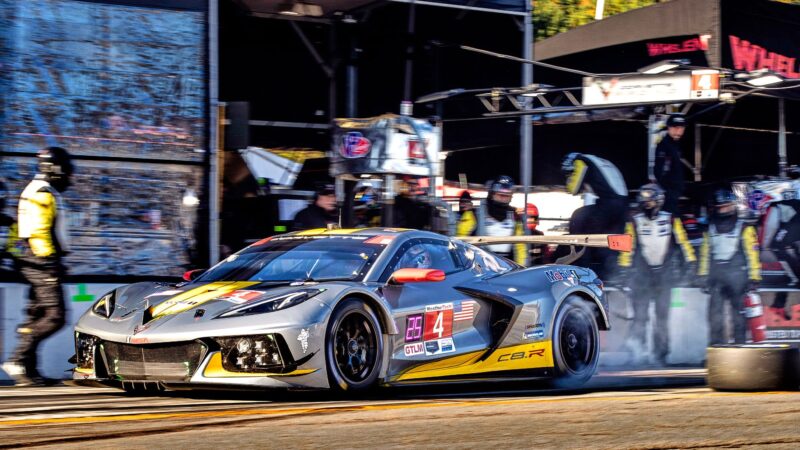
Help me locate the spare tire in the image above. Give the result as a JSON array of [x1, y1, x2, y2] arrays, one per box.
[[707, 344, 800, 391]]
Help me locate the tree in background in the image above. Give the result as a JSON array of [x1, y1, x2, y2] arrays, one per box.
[[533, 0, 800, 41]]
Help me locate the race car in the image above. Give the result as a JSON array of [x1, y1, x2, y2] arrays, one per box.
[[72, 228, 630, 393]]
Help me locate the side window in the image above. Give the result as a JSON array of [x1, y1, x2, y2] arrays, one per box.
[[454, 241, 476, 268], [474, 247, 513, 274], [381, 238, 463, 281]]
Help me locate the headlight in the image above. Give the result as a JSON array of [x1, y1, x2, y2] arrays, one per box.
[[92, 292, 115, 318], [215, 289, 324, 318], [215, 335, 284, 372]]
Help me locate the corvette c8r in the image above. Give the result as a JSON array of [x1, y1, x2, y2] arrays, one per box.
[[72, 228, 629, 393]]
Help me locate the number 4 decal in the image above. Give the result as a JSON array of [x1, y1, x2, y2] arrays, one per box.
[[423, 309, 453, 340]]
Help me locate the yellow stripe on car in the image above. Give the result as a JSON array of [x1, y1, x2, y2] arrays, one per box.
[[294, 228, 327, 235], [150, 281, 259, 318], [393, 341, 554, 382], [294, 228, 362, 236]]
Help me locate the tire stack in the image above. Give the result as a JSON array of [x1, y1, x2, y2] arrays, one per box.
[[707, 344, 800, 391]]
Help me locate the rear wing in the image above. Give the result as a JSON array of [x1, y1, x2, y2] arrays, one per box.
[[459, 234, 632, 265]]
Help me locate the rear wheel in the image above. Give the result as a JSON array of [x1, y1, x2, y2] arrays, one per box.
[[551, 296, 599, 388], [325, 298, 383, 391]]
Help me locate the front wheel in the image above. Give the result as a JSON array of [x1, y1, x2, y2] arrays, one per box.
[[551, 295, 600, 388], [325, 298, 383, 391]]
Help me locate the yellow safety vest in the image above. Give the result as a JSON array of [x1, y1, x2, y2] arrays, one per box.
[[18, 179, 69, 258]]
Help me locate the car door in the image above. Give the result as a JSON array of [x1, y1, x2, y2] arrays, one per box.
[[381, 238, 493, 378]]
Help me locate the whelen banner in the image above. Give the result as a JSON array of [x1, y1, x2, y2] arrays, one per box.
[[581, 70, 720, 107]]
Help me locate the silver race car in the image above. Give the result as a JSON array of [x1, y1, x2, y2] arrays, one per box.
[[72, 228, 630, 393]]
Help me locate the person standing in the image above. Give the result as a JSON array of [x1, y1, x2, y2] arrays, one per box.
[[2, 147, 73, 386], [292, 183, 339, 230], [697, 188, 761, 344], [455, 190, 476, 237], [463, 176, 525, 265], [654, 114, 687, 215], [392, 177, 430, 230], [562, 152, 628, 277], [618, 184, 696, 365]]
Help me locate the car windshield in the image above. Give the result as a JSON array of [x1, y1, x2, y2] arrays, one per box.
[[195, 237, 385, 283]]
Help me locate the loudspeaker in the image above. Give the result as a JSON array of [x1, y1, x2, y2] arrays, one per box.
[[225, 101, 249, 150]]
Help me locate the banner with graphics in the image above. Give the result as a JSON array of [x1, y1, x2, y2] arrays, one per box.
[[722, 0, 800, 97], [0, 0, 207, 278], [330, 115, 441, 178]]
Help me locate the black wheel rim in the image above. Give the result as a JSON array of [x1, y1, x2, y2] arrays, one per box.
[[559, 308, 595, 375], [333, 310, 378, 384]]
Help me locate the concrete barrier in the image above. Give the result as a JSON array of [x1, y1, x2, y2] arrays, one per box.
[[0, 283, 123, 381]]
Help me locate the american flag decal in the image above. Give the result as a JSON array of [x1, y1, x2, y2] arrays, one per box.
[[454, 300, 477, 321]]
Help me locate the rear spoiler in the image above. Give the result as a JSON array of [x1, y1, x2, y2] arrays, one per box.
[[459, 234, 633, 265]]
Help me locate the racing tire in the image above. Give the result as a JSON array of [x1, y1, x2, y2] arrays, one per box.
[[550, 295, 600, 388], [325, 298, 383, 392], [707, 344, 800, 391]]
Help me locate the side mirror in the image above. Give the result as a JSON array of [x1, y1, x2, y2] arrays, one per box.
[[183, 269, 205, 282], [389, 268, 445, 284]]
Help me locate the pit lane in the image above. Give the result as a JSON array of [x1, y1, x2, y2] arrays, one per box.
[[1, 368, 798, 449]]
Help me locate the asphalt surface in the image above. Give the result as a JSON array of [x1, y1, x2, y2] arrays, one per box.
[[0, 369, 798, 449]]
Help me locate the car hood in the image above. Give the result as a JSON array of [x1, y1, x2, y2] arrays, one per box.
[[112, 280, 322, 320]]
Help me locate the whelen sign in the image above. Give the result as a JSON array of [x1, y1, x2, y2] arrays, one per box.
[[582, 70, 719, 107]]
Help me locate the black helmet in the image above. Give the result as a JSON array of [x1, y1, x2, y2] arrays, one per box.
[[637, 183, 665, 219], [489, 175, 514, 194], [561, 152, 580, 178], [37, 146, 73, 192], [666, 114, 686, 128], [711, 188, 737, 218], [312, 181, 335, 199], [488, 175, 514, 205]]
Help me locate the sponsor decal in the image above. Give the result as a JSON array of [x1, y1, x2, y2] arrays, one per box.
[[545, 269, 578, 284], [747, 189, 771, 212], [425, 303, 454, 312], [405, 314, 424, 342], [217, 290, 264, 305], [364, 235, 397, 245], [425, 337, 455, 356], [424, 307, 453, 341], [404, 342, 425, 357], [341, 131, 371, 158], [145, 289, 184, 299], [128, 337, 149, 344], [646, 35, 709, 57], [424, 340, 439, 354], [523, 324, 546, 340], [454, 300, 477, 322], [297, 329, 309, 353], [497, 348, 546, 362]]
